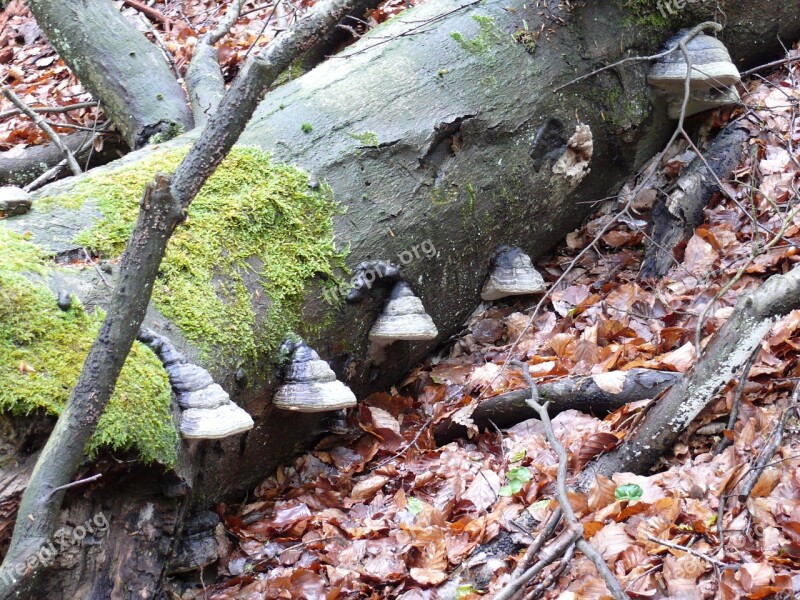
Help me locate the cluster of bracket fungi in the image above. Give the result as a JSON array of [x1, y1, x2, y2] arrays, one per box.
[[127, 245, 549, 440], [647, 31, 741, 118]]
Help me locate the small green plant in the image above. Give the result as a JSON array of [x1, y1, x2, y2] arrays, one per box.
[[456, 584, 481, 598], [614, 483, 643, 502], [148, 122, 185, 144], [407, 497, 425, 515], [301, 122, 313, 134], [498, 466, 532, 496]]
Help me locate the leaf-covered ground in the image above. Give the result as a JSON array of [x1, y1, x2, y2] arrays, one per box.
[[192, 55, 800, 599]]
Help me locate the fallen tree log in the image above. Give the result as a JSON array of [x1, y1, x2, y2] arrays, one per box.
[[434, 368, 682, 443], [2, 0, 800, 595], [26, 0, 194, 150]]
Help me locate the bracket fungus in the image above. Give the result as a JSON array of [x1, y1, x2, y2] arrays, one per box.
[[480, 245, 546, 301], [0, 186, 32, 217], [647, 32, 741, 118], [273, 341, 358, 412], [369, 282, 438, 343], [138, 328, 253, 440]]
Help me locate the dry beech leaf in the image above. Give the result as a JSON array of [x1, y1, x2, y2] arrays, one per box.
[[578, 432, 619, 465], [349, 475, 389, 502], [589, 522, 633, 561], [592, 370, 627, 394]]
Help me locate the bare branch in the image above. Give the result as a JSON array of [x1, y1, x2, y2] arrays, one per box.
[[2, 86, 82, 176]]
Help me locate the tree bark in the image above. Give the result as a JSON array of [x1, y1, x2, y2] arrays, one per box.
[[3, 0, 800, 595], [9, 0, 800, 505], [26, 0, 194, 149]]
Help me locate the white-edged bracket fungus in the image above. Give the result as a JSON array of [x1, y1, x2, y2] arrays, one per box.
[[369, 282, 438, 343], [0, 186, 32, 217], [180, 403, 254, 439], [648, 32, 741, 118], [273, 341, 357, 412], [138, 328, 254, 440], [481, 245, 546, 302]]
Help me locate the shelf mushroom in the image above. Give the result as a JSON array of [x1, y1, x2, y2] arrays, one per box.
[[273, 341, 357, 412], [138, 328, 254, 440], [180, 403, 255, 439], [0, 186, 32, 217], [481, 246, 546, 301], [647, 32, 741, 118], [369, 282, 438, 343]]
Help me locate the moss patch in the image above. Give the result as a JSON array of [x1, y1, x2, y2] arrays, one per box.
[[41, 146, 346, 365], [450, 14, 504, 54], [0, 229, 177, 465]]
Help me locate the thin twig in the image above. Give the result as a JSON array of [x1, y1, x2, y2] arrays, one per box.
[[374, 415, 434, 469], [206, 0, 249, 44], [552, 22, 722, 95], [737, 384, 798, 501], [512, 508, 563, 576], [645, 534, 732, 570], [716, 345, 760, 456], [493, 525, 583, 600], [82, 248, 112, 288], [740, 55, 799, 77], [0, 101, 98, 121], [48, 473, 102, 496], [2, 86, 82, 176]]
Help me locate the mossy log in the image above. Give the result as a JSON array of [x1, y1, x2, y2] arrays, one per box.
[[2, 0, 800, 595]]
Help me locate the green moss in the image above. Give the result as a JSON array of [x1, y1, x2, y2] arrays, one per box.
[[450, 14, 504, 54], [274, 59, 305, 87], [149, 122, 185, 145], [0, 229, 177, 465], [346, 131, 380, 148], [301, 123, 313, 134], [512, 28, 536, 54], [620, 0, 672, 31], [40, 146, 346, 365]]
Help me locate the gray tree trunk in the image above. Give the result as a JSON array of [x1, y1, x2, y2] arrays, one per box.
[[27, 0, 194, 150], [3, 0, 800, 596]]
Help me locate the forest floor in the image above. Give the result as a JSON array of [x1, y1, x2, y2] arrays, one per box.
[[5, 2, 800, 599]]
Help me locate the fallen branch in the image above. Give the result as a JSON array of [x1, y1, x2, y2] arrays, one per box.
[[641, 126, 749, 279], [1, 87, 82, 176], [121, 0, 173, 26], [578, 264, 800, 489], [0, 130, 125, 188], [0, 174, 184, 597], [434, 369, 680, 444], [737, 383, 797, 501]]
